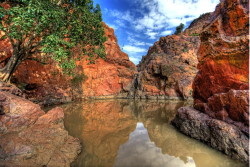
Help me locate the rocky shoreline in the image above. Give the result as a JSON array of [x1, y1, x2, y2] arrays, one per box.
[[0, 0, 248, 165]]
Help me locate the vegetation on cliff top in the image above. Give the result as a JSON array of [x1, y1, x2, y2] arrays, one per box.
[[0, 0, 106, 82], [174, 23, 184, 35]]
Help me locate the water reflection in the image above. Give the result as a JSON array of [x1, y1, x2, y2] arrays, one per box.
[[114, 122, 196, 167], [61, 100, 246, 167]]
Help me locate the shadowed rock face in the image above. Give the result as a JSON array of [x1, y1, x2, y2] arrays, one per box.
[[0, 91, 81, 167]]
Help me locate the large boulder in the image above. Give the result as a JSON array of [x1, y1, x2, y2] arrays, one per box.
[[0, 91, 81, 167], [172, 107, 249, 163]]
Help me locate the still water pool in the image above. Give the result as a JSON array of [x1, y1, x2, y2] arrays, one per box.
[[60, 100, 246, 167]]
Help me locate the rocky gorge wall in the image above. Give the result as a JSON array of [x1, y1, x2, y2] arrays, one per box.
[[0, 0, 249, 164], [132, 35, 199, 100], [0, 2, 212, 103], [129, 13, 212, 100], [173, 0, 249, 163], [77, 23, 136, 98], [0, 19, 136, 105]]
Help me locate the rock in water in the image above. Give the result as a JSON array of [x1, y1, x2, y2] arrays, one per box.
[[172, 107, 249, 163], [0, 91, 81, 167]]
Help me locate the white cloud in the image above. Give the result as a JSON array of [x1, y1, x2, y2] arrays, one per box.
[[133, 0, 219, 30], [123, 45, 147, 53], [129, 56, 141, 64], [114, 19, 125, 27], [145, 30, 158, 39], [106, 23, 118, 30], [160, 30, 172, 36], [128, 37, 152, 46], [109, 9, 133, 22]]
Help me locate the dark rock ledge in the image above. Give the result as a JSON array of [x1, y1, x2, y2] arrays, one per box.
[[172, 107, 249, 163], [0, 89, 81, 167]]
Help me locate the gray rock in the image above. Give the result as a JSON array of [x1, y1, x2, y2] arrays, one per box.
[[172, 107, 249, 163]]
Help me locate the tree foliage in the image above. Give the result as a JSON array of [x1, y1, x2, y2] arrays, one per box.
[[0, 0, 106, 81], [174, 23, 184, 35]]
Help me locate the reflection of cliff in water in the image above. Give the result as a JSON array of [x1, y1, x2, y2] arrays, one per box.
[[61, 100, 245, 167], [62, 100, 137, 167]]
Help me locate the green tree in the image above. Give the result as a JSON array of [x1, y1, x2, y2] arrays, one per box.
[[174, 23, 184, 35], [0, 0, 106, 82]]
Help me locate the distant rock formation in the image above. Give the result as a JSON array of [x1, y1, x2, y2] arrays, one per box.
[[0, 85, 81, 167], [129, 13, 212, 100], [173, 0, 249, 163]]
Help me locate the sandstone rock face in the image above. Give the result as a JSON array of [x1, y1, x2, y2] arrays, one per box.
[[132, 35, 199, 100], [172, 107, 249, 163], [0, 19, 136, 104], [184, 13, 212, 35], [131, 13, 212, 100], [78, 23, 136, 98], [193, 0, 249, 126], [0, 91, 81, 167], [13, 58, 73, 105], [173, 0, 249, 163]]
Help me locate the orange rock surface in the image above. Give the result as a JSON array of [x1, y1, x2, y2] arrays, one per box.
[[193, 0, 249, 126], [78, 23, 136, 97], [0, 21, 136, 104]]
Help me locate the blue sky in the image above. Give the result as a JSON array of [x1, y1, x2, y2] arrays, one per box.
[[93, 0, 220, 65]]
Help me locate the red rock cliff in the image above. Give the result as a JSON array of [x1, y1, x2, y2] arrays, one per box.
[[193, 0, 249, 127], [173, 1, 249, 162], [132, 13, 212, 100], [0, 22, 136, 104], [133, 35, 199, 100], [78, 23, 136, 98]]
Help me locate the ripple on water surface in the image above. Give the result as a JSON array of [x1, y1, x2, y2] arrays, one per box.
[[61, 100, 247, 167]]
